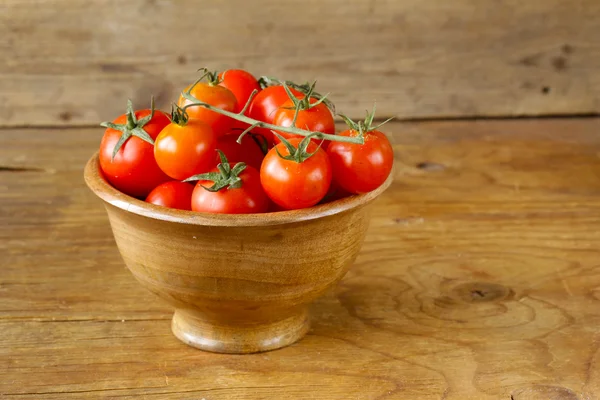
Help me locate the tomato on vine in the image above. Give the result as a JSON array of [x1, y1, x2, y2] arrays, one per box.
[[246, 84, 302, 144], [178, 69, 237, 136], [154, 105, 217, 180], [260, 134, 332, 210], [218, 69, 260, 113], [99, 99, 171, 198], [214, 131, 267, 171], [185, 151, 269, 214], [145, 181, 194, 210], [326, 108, 394, 194], [272, 84, 335, 145]]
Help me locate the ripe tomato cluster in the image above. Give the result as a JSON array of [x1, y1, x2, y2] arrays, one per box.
[[98, 68, 393, 214]]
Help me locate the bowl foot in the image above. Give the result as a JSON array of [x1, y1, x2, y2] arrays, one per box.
[[171, 308, 310, 354]]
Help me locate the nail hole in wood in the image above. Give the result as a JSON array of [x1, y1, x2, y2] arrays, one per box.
[[551, 56, 567, 71], [59, 111, 72, 121]]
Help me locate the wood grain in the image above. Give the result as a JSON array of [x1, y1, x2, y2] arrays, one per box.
[[1, 0, 600, 127], [2, 119, 600, 398]]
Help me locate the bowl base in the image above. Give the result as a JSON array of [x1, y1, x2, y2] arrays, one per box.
[[171, 308, 310, 354]]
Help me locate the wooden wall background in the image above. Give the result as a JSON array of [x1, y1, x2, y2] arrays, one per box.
[[1, 0, 599, 127]]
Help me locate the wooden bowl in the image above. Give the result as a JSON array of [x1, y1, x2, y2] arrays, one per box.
[[84, 152, 392, 353]]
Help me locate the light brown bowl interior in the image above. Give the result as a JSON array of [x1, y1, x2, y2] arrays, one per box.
[[84, 152, 393, 227]]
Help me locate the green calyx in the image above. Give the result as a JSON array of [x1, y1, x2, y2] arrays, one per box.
[[282, 81, 329, 111], [287, 81, 336, 115], [338, 103, 394, 138], [257, 75, 275, 90], [258, 76, 336, 114], [100, 98, 156, 161], [197, 67, 221, 86], [170, 103, 189, 126], [183, 150, 247, 192], [180, 68, 224, 117], [180, 69, 221, 110], [280, 81, 331, 128], [273, 132, 322, 163]]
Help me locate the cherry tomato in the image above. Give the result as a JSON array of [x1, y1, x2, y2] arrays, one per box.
[[178, 82, 237, 136], [247, 85, 302, 144], [154, 119, 217, 180], [273, 98, 335, 145], [145, 181, 194, 210], [260, 138, 332, 210], [191, 164, 269, 214], [99, 108, 171, 198], [218, 69, 260, 113], [214, 132, 266, 171], [326, 130, 394, 194]]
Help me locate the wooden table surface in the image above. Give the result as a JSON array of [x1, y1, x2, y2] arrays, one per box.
[[2, 119, 600, 399]]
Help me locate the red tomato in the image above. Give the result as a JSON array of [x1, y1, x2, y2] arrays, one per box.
[[272, 98, 335, 145], [247, 85, 302, 144], [326, 130, 394, 194], [218, 69, 260, 113], [191, 164, 269, 214], [260, 138, 332, 210], [215, 132, 266, 171], [154, 119, 217, 180], [145, 181, 194, 210], [178, 82, 237, 136], [99, 108, 171, 198]]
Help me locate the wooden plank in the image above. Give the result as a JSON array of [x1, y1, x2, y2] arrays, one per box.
[[1, 0, 600, 127], [1, 119, 600, 398]]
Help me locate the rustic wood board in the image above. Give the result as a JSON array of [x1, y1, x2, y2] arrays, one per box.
[[2, 119, 600, 399], [1, 0, 600, 127]]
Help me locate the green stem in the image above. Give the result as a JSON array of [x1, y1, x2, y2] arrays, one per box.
[[181, 91, 364, 145]]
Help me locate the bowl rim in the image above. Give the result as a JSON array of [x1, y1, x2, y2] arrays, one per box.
[[84, 152, 393, 227]]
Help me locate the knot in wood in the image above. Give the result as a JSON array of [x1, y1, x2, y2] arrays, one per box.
[[450, 282, 513, 303]]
